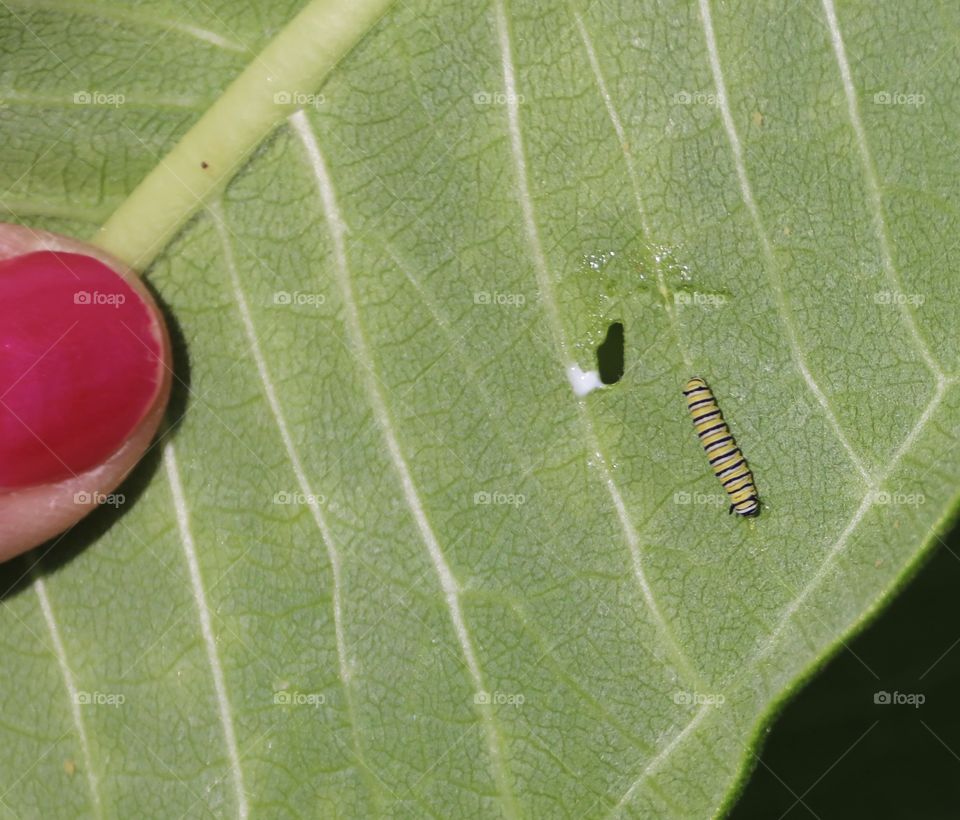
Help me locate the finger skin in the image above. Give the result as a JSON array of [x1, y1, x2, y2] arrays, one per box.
[[0, 224, 172, 560]]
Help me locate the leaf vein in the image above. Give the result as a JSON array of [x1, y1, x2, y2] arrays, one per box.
[[208, 202, 387, 803], [821, 0, 945, 382], [163, 442, 248, 820], [699, 0, 873, 485], [496, 0, 702, 687], [34, 576, 102, 818], [573, 12, 691, 369], [2, 0, 246, 52], [611, 378, 952, 814], [290, 110, 520, 818]]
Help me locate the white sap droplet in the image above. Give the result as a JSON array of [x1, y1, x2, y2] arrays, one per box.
[[567, 365, 604, 397]]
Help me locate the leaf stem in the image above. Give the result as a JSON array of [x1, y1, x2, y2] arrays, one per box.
[[92, 0, 394, 271]]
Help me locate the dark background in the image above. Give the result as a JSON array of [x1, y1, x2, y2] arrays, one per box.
[[731, 530, 960, 818]]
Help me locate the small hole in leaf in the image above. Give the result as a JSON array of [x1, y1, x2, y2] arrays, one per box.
[[597, 321, 624, 385]]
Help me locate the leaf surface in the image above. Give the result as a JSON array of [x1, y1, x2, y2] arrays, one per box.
[[1, 0, 958, 816]]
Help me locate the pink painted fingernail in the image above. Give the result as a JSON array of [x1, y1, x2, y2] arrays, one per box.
[[0, 251, 165, 488]]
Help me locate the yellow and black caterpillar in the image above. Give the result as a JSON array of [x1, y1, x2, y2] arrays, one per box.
[[683, 377, 759, 516]]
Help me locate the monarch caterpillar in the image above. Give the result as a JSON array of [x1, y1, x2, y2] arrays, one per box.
[[683, 377, 759, 516]]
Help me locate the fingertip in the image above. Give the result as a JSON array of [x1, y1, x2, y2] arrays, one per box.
[[0, 224, 172, 561]]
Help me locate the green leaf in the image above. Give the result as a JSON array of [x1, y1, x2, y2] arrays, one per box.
[[1, 0, 958, 816]]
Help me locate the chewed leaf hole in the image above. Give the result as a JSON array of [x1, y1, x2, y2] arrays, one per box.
[[597, 321, 624, 385]]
